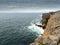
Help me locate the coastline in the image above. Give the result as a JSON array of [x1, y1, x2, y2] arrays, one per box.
[[30, 11, 60, 45]]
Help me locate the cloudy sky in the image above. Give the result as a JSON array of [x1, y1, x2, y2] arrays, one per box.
[[0, 0, 60, 12]]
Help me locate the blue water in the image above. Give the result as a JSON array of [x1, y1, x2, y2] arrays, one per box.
[[0, 13, 42, 45]]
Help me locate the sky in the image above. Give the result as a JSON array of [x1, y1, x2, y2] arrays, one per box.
[[0, 0, 60, 13]]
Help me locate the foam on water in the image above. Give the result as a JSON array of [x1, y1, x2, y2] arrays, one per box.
[[27, 23, 44, 36]]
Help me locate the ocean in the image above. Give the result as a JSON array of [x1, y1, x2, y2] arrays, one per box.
[[0, 13, 43, 45]]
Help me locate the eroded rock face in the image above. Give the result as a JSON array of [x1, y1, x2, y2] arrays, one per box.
[[44, 12, 60, 36], [30, 11, 60, 45], [41, 12, 55, 29]]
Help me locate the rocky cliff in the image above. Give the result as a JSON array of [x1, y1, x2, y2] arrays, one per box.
[[30, 11, 60, 45]]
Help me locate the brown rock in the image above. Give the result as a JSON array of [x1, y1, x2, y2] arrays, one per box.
[[30, 11, 60, 45], [58, 43, 60, 45], [41, 12, 55, 29], [30, 42, 39, 45], [42, 35, 59, 45]]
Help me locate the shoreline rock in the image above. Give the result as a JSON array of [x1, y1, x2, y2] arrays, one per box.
[[30, 11, 60, 45]]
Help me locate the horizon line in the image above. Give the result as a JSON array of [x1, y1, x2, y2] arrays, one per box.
[[0, 9, 59, 13]]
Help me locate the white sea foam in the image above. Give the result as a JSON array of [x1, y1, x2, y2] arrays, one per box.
[[27, 23, 44, 35]]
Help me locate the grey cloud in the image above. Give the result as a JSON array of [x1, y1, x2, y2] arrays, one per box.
[[0, 0, 60, 9], [0, 0, 60, 4]]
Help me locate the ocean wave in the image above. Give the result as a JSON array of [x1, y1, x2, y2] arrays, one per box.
[[27, 22, 44, 35]]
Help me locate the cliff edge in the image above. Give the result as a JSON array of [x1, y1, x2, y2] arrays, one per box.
[[30, 11, 60, 45]]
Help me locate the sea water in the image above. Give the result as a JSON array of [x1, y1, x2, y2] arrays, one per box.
[[0, 13, 43, 45]]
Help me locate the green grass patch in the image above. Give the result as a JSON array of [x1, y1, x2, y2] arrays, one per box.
[[39, 42, 45, 45]]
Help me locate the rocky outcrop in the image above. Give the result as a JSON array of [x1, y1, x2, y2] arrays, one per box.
[[41, 12, 55, 29], [30, 11, 60, 45]]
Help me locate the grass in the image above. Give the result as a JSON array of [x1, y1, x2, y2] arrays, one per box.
[[39, 42, 45, 45]]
